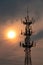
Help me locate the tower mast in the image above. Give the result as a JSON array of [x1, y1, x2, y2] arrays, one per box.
[[20, 9, 34, 65]]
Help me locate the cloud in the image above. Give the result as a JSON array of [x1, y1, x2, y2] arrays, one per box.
[[32, 30, 43, 41], [0, 0, 43, 24], [0, 39, 24, 65], [0, 0, 30, 23], [0, 0, 43, 65]]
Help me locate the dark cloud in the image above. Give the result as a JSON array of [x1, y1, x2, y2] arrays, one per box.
[[0, 0, 31, 24], [32, 30, 43, 41], [0, 0, 43, 24]]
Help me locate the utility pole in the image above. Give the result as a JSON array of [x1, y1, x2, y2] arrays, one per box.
[[20, 9, 35, 65]]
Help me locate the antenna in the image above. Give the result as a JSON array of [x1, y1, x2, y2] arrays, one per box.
[[20, 8, 36, 65], [27, 8, 28, 17]]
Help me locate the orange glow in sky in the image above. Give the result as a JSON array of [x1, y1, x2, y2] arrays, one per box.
[[7, 31, 16, 39], [0, 20, 24, 43]]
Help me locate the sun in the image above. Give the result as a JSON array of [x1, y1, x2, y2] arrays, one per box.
[[7, 31, 16, 39]]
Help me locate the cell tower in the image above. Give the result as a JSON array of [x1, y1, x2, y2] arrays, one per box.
[[20, 8, 36, 65]]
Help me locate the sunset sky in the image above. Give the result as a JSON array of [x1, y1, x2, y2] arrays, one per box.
[[0, 0, 43, 65]]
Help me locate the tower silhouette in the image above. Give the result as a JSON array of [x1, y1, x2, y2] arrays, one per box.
[[20, 9, 35, 65]]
